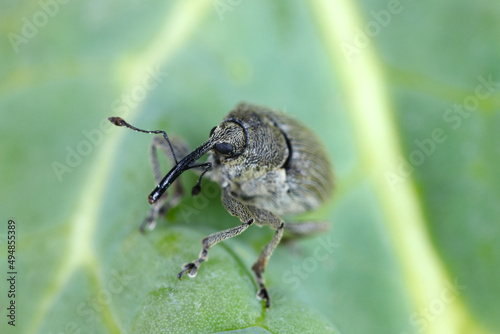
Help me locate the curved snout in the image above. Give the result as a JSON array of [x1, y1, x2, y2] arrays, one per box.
[[148, 139, 213, 204]]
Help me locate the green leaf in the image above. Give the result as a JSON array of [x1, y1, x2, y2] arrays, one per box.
[[213, 328, 272, 334], [1, 0, 499, 333]]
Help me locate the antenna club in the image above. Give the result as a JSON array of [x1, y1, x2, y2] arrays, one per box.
[[108, 117, 126, 126]]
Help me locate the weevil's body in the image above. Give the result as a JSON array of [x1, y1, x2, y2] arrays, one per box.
[[208, 104, 333, 219], [109, 102, 334, 308]]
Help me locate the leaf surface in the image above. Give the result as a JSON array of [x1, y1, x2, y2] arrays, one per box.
[[0, 1, 499, 333]]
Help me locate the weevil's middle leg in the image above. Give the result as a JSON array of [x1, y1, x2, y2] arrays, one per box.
[[247, 207, 285, 309], [253, 225, 285, 308]]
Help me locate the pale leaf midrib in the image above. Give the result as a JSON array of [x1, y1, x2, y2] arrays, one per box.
[[307, 1, 486, 333]]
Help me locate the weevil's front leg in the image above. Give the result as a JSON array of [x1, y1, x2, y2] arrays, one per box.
[[177, 219, 254, 278], [140, 135, 190, 232], [247, 206, 285, 309], [177, 188, 255, 278]]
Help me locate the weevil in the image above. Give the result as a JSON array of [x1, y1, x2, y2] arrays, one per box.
[[109, 102, 334, 308]]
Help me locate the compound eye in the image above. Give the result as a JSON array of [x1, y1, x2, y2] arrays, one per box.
[[214, 142, 233, 155], [209, 126, 217, 137]]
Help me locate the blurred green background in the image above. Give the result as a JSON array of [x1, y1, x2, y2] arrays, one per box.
[[1, 0, 499, 333]]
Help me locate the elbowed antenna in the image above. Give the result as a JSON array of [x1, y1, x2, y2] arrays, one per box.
[[108, 116, 180, 164], [148, 139, 213, 204], [109, 116, 214, 205]]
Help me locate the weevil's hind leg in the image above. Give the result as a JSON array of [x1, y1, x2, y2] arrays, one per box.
[[178, 189, 255, 278], [279, 221, 330, 254], [247, 207, 285, 309], [140, 135, 190, 232], [282, 221, 330, 239]]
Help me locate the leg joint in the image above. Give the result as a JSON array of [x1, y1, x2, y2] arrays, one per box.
[[201, 237, 210, 249]]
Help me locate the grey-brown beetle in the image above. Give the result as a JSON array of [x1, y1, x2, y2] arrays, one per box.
[[109, 102, 334, 308]]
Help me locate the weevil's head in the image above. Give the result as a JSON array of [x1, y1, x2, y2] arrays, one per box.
[[147, 118, 248, 203], [207, 118, 248, 160], [207, 104, 290, 179]]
